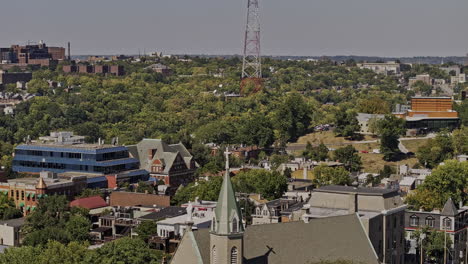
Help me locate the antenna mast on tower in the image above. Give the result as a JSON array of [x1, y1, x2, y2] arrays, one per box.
[[242, 0, 261, 79]]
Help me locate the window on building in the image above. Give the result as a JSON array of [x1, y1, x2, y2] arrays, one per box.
[[410, 215, 419, 227], [443, 218, 452, 230], [230, 247, 238, 264], [425, 216, 435, 228], [212, 246, 217, 264], [232, 217, 238, 233]]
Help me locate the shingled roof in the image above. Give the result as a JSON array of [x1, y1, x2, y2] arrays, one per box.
[[70, 196, 107, 209], [180, 214, 379, 264], [128, 139, 195, 175], [441, 198, 458, 216]]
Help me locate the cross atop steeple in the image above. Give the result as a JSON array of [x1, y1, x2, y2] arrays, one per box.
[[224, 147, 231, 172]]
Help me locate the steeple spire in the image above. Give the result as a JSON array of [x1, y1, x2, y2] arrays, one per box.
[[213, 148, 244, 235]]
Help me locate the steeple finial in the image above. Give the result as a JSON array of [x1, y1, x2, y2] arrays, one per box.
[[225, 147, 230, 172]]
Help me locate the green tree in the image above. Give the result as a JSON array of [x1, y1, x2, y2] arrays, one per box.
[[136, 181, 156, 194], [65, 215, 91, 242], [77, 188, 103, 198], [273, 92, 312, 143], [135, 221, 158, 242], [334, 110, 360, 139], [333, 146, 362, 172], [233, 169, 288, 200], [407, 160, 468, 211], [313, 165, 351, 187], [374, 115, 406, 161], [452, 126, 468, 155], [411, 227, 452, 264], [96, 237, 164, 264], [356, 97, 390, 114], [412, 80, 433, 96], [0, 193, 22, 220], [416, 131, 454, 168], [303, 142, 329, 161], [269, 154, 290, 170]]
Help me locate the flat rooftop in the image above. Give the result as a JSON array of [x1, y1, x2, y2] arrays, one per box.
[[0, 217, 25, 227], [315, 185, 397, 196], [157, 211, 213, 226], [3, 176, 77, 186], [306, 207, 381, 219], [19, 143, 120, 150]]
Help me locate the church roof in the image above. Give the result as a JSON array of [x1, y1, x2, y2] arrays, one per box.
[[183, 214, 379, 264], [441, 198, 458, 216], [213, 151, 244, 235]]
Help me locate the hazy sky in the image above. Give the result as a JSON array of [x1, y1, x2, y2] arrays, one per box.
[[1, 0, 468, 57]]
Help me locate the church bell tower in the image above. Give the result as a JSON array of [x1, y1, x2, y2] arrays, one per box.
[[209, 149, 244, 264]]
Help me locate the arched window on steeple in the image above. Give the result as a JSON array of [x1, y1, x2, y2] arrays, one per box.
[[232, 217, 238, 233], [230, 247, 238, 264], [212, 246, 217, 264]]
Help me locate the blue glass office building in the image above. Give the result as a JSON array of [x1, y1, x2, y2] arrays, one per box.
[[12, 144, 148, 184]]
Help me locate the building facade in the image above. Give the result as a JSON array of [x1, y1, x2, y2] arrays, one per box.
[[302, 185, 407, 264], [405, 198, 468, 264], [0, 171, 87, 215], [0, 218, 24, 246], [0, 41, 64, 67], [394, 97, 460, 133], [358, 61, 401, 75], [12, 133, 148, 186], [0, 70, 32, 85], [128, 139, 197, 192]]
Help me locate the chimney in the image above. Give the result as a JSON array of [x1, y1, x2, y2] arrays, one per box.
[[303, 167, 308, 180], [348, 193, 358, 214], [68, 42, 71, 61]]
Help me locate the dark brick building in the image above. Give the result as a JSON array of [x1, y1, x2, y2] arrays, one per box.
[[0, 70, 32, 85], [62, 64, 124, 76], [0, 41, 65, 67]]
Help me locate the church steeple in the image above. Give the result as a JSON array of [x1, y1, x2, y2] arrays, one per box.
[[210, 148, 244, 264], [213, 148, 244, 235]]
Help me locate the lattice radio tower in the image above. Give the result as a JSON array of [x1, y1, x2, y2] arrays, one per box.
[[241, 0, 261, 79]]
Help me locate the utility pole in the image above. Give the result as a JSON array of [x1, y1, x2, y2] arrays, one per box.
[[241, 0, 261, 79], [420, 238, 423, 264], [444, 227, 447, 264]]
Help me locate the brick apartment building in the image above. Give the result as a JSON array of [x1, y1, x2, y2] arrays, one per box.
[[63, 64, 124, 76], [0, 41, 65, 67]]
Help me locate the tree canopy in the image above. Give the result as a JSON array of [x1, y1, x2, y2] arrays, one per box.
[[407, 160, 468, 211]]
